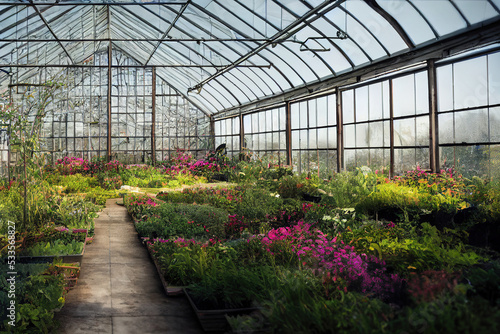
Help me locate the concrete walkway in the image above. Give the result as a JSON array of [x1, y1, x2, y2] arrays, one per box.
[[56, 198, 203, 334]]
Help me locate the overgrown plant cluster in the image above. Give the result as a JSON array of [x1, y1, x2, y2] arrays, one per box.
[[122, 159, 500, 333], [1, 143, 500, 333]]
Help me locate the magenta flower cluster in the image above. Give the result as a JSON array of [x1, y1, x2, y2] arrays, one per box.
[[260, 221, 403, 299]]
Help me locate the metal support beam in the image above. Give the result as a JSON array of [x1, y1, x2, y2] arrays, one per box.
[[29, 1, 75, 64], [5, 1, 188, 5], [145, 0, 191, 66], [151, 66, 156, 165], [0, 64, 271, 68], [428, 59, 439, 173], [217, 19, 500, 118], [107, 41, 112, 162], [364, 0, 414, 49], [239, 113, 244, 157], [285, 101, 292, 166], [336, 88, 343, 172], [209, 116, 215, 151], [187, 0, 346, 93], [389, 79, 395, 177]]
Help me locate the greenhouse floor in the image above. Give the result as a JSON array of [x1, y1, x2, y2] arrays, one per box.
[[55, 198, 203, 334]]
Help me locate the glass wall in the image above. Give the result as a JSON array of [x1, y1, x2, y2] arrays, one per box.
[[214, 117, 240, 158], [243, 107, 287, 163], [291, 95, 337, 177], [342, 82, 391, 173], [437, 50, 500, 178]]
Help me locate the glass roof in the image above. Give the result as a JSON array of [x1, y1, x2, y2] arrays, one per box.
[[1, 0, 499, 115]]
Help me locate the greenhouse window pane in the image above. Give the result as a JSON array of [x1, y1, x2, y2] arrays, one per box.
[[344, 124, 355, 148], [318, 128, 328, 149], [299, 101, 308, 128], [344, 0, 407, 54], [291, 104, 300, 129], [356, 123, 369, 148], [454, 56, 488, 109], [368, 121, 384, 148], [327, 95, 337, 126], [491, 107, 500, 142], [454, 0, 498, 25], [317, 97, 327, 127], [375, 1, 435, 45], [455, 109, 489, 143], [309, 129, 317, 149], [416, 115, 429, 146], [393, 74, 415, 117], [309, 99, 317, 128], [394, 118, 415, 147], [488, 52, 500, 105], [342, 90, 355, 124], [292, 130, 300, 150], [411, 0, 467, 37], [415, 71, 429, 115], [355, 86, 369, 122], [437, 65, 453, 111], [279, 108, 286, 130], [328, 127, 337, 148], [369, 83, 383, 120], [300, 130, 308, 149]]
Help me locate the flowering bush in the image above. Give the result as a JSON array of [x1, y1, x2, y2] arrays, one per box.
[[125, 194, 162, 220], [101, 175, 123, 190], [254, 221, 403, 301]]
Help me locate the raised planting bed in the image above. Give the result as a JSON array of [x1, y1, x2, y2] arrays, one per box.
[[18, 229, 88, 265]]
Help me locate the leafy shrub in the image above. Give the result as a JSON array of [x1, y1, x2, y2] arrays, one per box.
[[0, 263, 66, 333], [132, 201, 228, 239], [22, 239, 84, 256], [319, 168, 377, 208]]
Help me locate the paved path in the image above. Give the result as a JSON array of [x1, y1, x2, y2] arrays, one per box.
[[56, 198, 203, 334]]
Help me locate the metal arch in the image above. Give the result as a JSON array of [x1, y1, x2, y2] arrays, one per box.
[[447, 0, 470, 28], [187, 0, 347, 93], [115, 8, 241, 109], [406, 0, 439, 39], [303, 8, 359, 68], [168, 2, 287, 95], [191, 1, 298, 90], [488, 0, 500, 13], [268, 0, 337, 76], [199, 0, 317, 85], [337, 2, 391, 56], [156, 72, 216, 118], [28, 1, 75, 64], [154, 4, 261, 102], [145, 0, 190, 66], [117, 5, 245, 108], [215, 0, 328, 81], [6, 1, 189, 5], [134, 4, 267, 104], [364, 0, 414, 49]]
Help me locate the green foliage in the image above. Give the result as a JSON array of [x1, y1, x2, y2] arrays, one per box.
[[342, 222, 482, 273], [135, 202, 228, 239], [319, 168, 377, 208], [387, 294, 500, 334], [234, 187, 283, 222], [464, 260, 500, 306], [0, 263, 66, 333], [188, 264, 278, 309], [22, 239, 84, 256], [262, 270, 391, 334], [56, 174, 98, 193]]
